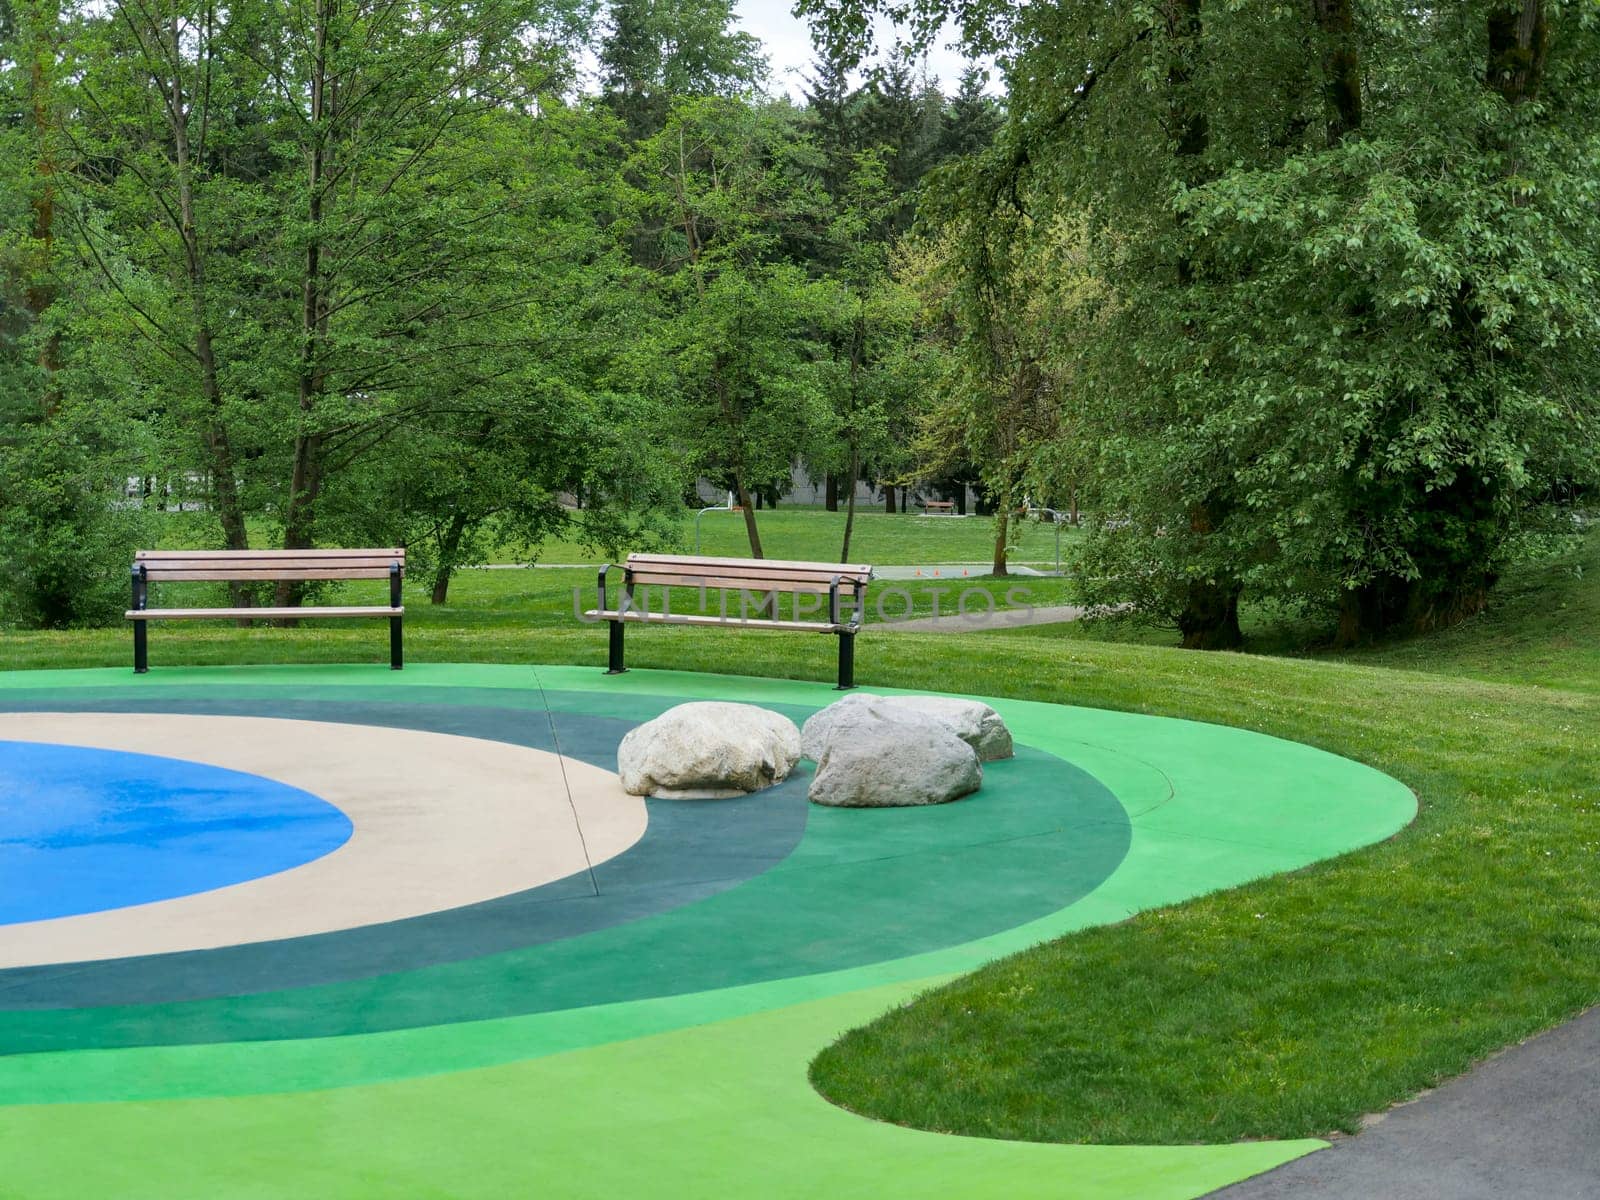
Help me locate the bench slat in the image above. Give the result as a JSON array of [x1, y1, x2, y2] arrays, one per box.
[[624, 572, 849, 594], [625, 553, 871, 583], [139, 556, 400, 567], [139, 567, 397, 581], [584, 610, 848, 632], [137, 549, 403, 560], [127, 606, 402, 620]]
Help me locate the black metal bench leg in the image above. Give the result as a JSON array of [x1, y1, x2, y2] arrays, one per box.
[[835, 629, 856, 690], [606, 619, 627, 675], [389, 561, 403, 669], [131, 565, 148, 673]]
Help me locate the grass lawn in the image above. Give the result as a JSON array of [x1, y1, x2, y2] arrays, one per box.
[[1032, 526, 1600, 694], [157, 507, 1079, 569], [544, 507, 1080, 567], [1, 515, 1596, 1148]]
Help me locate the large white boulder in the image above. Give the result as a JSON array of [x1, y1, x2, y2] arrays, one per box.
[[801, 692, 1013, 763], [808, 701, 982, 808], [618, 702, 801, 798]]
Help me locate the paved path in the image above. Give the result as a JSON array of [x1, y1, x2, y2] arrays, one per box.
[[1209, 1006, 1600, 1200], [878, 603, 1099, 634]]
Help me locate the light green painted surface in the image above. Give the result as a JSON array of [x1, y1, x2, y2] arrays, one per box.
[[0, 664, 1417, 1198]]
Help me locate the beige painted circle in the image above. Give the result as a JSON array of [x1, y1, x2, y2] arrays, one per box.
[[0, 712, 646, 968]]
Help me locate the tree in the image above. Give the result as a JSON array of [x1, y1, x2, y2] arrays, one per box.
[[599, 0, 765, 140], [811, 149, 920, 561], [899, 205, 1093, 576], [0, 0, 151, 627], [67, 0, 269, 592], [628, 96, 832, 560], [937, 65, 1001, 160], [800, 0, 1600, 646]]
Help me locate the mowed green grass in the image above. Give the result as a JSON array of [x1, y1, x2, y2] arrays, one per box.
[[537, 507, 1078, 566], [1026, 525, 1600, 694], [1, 514, 1596, 1148], [156, 507, 1078, 568], [806, 529, 1600, 1144]]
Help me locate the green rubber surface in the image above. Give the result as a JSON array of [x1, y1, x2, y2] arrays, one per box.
[[0, 663, 1417, 1199]]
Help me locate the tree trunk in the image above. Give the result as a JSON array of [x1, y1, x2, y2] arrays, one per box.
[[278, 0, 333, 616], [431, 511, 470, 605], [22, 0, 60, 412], [883, 484, 896, 514], [733, 473, 774, 616], [839, 445, 859, 562], [991, 507, 1009, 576], [1179, 580, 1243, 649], [1166, 0, 1240, 649], [734, 474, 764, 558], [1312, 0, 1363, 145], [165, 17, 251, 612], [824, 473, 838, 512], [1488, 0, 1547, 104]]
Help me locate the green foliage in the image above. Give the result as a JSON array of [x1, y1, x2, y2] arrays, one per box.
[[624, 96, 836, 550], [599, 0, 765, 138], [0, 384, 152, 628], [817, 0, 1600, 642]]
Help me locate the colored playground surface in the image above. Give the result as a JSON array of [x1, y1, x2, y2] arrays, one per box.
[[0, 663, 1416, 1199]]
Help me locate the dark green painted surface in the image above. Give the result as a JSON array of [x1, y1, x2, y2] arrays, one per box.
[[0, 685, 1128, 1051]]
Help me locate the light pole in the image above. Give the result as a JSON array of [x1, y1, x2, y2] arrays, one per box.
[[693, 492, 736, 553], [1023, 498, 1068, 576]]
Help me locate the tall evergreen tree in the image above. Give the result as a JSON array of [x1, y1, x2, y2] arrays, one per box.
[[599, 0, 765, 140]]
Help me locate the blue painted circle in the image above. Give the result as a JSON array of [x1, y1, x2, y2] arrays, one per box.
[[0, 741, 354, 925]]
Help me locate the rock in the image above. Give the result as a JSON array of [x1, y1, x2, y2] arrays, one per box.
[[618, 702, 801, 798], [801, 692, 1013, 762], [877, 695, 1013, 762], [808, 702, 982, 808], [799, 692, 881, 762]]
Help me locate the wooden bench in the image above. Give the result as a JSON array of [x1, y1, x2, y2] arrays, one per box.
[[127, 548, 405, 674], [921, 500, 956, 516], [584, 554, 873, 689]]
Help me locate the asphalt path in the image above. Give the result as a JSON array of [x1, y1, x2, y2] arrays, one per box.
[[1209, 1006, 1600, 1199]]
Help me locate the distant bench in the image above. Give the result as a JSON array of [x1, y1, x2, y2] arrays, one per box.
[[127, 549, 405, 673], [921, 500, 956, 516], [584, 554, 873, 689]]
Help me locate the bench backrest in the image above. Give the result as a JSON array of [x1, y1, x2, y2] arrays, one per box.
[[624, 554, 871, 594], [134, 549, 405, 582]]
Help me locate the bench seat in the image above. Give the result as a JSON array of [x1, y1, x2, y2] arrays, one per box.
[[583, 609, 848, 632]]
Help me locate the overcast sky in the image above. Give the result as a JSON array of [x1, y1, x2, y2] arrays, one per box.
[[733, 0, 991, 98]]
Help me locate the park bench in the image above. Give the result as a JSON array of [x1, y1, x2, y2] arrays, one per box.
[[126, 548, 405, 674], [921, 500, 956, 516], [585, 554, 873, 689]]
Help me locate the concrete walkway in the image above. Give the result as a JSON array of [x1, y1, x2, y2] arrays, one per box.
[[1209, 1006, 1600, 1199], [877, 603, 1099, 634]]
